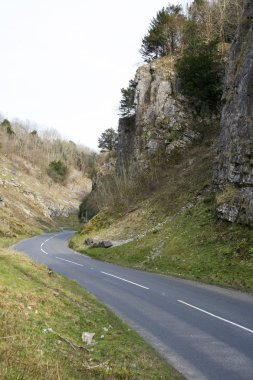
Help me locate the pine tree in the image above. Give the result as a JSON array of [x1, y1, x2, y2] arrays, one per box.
[[176, 39, 223, 108], [140, 5, 185, 62], [98, 128, 118, 151], [119, 79, 137, 117]]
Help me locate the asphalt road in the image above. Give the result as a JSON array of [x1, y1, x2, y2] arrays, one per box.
[[13, 231, 253, 380]]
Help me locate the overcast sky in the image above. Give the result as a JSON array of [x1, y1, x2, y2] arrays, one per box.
[[0, 0, 190, 151]]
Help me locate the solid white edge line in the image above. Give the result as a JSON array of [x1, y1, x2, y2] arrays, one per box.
[[56, 256, 84, 267], [178, 299, 253, 334], [101, 271, 149, 289]]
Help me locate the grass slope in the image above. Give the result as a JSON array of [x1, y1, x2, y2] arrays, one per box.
[[0, 248, 182, 380], [72, 201, 253, 292], [71, 143, 253, 293]]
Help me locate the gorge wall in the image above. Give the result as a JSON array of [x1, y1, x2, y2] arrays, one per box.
[[213, 0, 253, 225], [116, 57, 216, 174]]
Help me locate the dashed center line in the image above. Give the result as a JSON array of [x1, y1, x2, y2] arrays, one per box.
[[101, 271, 149, 289], [56, 256, 84, 267], [178, 299, 253, 334]]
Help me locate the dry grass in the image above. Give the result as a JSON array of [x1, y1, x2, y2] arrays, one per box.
[[77, 143, 214, 242], [0, 154, 91, 237], [215, 184, 240, 205]]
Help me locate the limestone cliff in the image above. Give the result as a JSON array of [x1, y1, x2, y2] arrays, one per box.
[[116, 56, 216, 173], [213, 0, 253, 225]]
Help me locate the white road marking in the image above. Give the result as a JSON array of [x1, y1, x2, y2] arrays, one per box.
[[56, 256, 84, 267], [100, 271, 149, 289], [178, 299, 253, 334], [40, 234, 60, 255]]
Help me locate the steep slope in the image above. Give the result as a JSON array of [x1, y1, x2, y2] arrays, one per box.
[[72, 2, 253, 292], [72, 136, 253, 292], [0, 119, 92, 240], [0, 154, 91, 239]]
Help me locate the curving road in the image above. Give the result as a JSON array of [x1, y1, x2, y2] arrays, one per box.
[[13, 231, 253, 380]]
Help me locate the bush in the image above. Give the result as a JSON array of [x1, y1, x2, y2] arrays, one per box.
[[47, 160, 68, 184]]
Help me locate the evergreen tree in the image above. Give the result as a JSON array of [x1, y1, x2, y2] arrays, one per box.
[[140, 5, 185, 62], [176, 38, 223, 108], [98, 128, 118, 151], [119, 79, 137, 117]]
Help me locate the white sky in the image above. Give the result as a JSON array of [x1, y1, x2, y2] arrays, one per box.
[[0, 0, 190, 151]]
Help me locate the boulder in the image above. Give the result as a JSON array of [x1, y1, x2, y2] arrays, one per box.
[[85, 238, 113, 248]]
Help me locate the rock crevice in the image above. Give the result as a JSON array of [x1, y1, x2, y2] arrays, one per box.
[[214, 0, 253, 225]]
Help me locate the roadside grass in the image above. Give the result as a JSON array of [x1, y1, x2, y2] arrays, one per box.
[[71, 201, 253, 292], [0, 248, 182, 380]]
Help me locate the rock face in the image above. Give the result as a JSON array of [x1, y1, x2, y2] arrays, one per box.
[[116, 56, 213, 173], [213, 0, 253, 225]]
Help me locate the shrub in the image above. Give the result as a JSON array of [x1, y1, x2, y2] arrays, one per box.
[[47, 160, 68, 184]]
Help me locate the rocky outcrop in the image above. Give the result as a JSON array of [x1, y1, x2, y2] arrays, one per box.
[[116, 56, 216, 174], [213, 0, 253, 225]]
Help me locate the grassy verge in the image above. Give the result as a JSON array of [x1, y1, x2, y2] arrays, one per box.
[[0, 248, 182, 379], [71, 200, 253, 292]]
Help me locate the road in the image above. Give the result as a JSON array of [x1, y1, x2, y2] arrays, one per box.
[[13, 231, 253, 380]]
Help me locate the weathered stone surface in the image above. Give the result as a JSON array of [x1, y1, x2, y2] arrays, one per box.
[[116, 56, 211, 174], [214, 0, 253, 225], [85, 238, 113, 248]]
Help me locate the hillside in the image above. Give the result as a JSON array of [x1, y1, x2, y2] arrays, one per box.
[[0, 118, 92, 242], [71, 0, 253, 293], [71, 138, 253, 292]]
